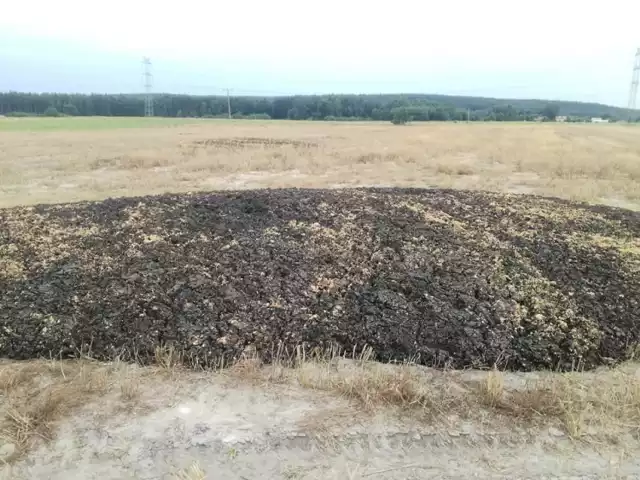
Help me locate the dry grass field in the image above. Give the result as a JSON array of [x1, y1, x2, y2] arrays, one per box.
[[1, 118, 639, 209]]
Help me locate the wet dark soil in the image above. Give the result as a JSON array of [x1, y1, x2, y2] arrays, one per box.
[[1, 188, 638, 370]]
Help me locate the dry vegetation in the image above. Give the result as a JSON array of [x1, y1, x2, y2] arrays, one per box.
[[1, 120, 639, 209], [0, 358, 134, 463], [240, 347, 640, 440], [173, 462, 206, 480], [1, 347, 638, 467]]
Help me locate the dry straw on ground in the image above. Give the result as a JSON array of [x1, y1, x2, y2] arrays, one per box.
[[0, 121, 639, 209], [173, 462, 206, 480], [0, 359, 126, 462], [0, 347, 639, 465]]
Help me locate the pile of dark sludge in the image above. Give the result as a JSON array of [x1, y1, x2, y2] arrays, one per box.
[[1, 188, 638, 371]]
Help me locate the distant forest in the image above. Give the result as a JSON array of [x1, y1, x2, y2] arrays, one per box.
[[0, 92, 637, 122]]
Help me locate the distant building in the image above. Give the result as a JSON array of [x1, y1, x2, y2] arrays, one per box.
[[533, 116, 545, 122], [555, 116, 568, 122], [591, 117, 610, 123]]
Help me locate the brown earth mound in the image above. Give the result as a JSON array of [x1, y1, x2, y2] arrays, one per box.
[[1, 188, 638, 371]]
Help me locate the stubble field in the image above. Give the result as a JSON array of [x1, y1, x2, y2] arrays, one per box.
[[1, 118, 639, 209]]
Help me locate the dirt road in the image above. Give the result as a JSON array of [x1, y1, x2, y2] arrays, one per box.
[[3, 367, 638, 480]]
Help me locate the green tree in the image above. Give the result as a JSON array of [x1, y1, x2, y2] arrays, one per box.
[[391, 108, 410, 125], [0, 92, 629, 121], [43, 106, 60, 117], [62, 103, 79, 116]]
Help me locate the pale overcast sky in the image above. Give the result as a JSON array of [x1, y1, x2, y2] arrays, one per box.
[[1, 0, 638, 106]]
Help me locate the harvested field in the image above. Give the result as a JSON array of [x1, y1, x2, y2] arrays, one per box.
[[1, 188, 638, 371], [1, 120, 639, 210]]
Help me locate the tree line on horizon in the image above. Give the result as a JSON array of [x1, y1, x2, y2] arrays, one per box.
[[0, 92, 637, 122]]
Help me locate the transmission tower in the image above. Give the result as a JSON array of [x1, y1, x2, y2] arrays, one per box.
[[628, 48, 640, 115], [142, 57, 154, 117]]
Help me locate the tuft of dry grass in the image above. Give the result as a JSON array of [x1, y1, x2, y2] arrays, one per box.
[[0, 121, 639, 209], [232, 346, 467, 419], [0, 359, 142, 462], [154, 345, 182, 372], [473, 366, 640, 438], [174, 461, 206, 480], [119, 378, 141, 401], [295, 363, 452, 416], [476, 367, 505, 408]]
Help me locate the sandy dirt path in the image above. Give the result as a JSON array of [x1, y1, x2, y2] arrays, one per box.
[[3, 368, 639, 480]]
